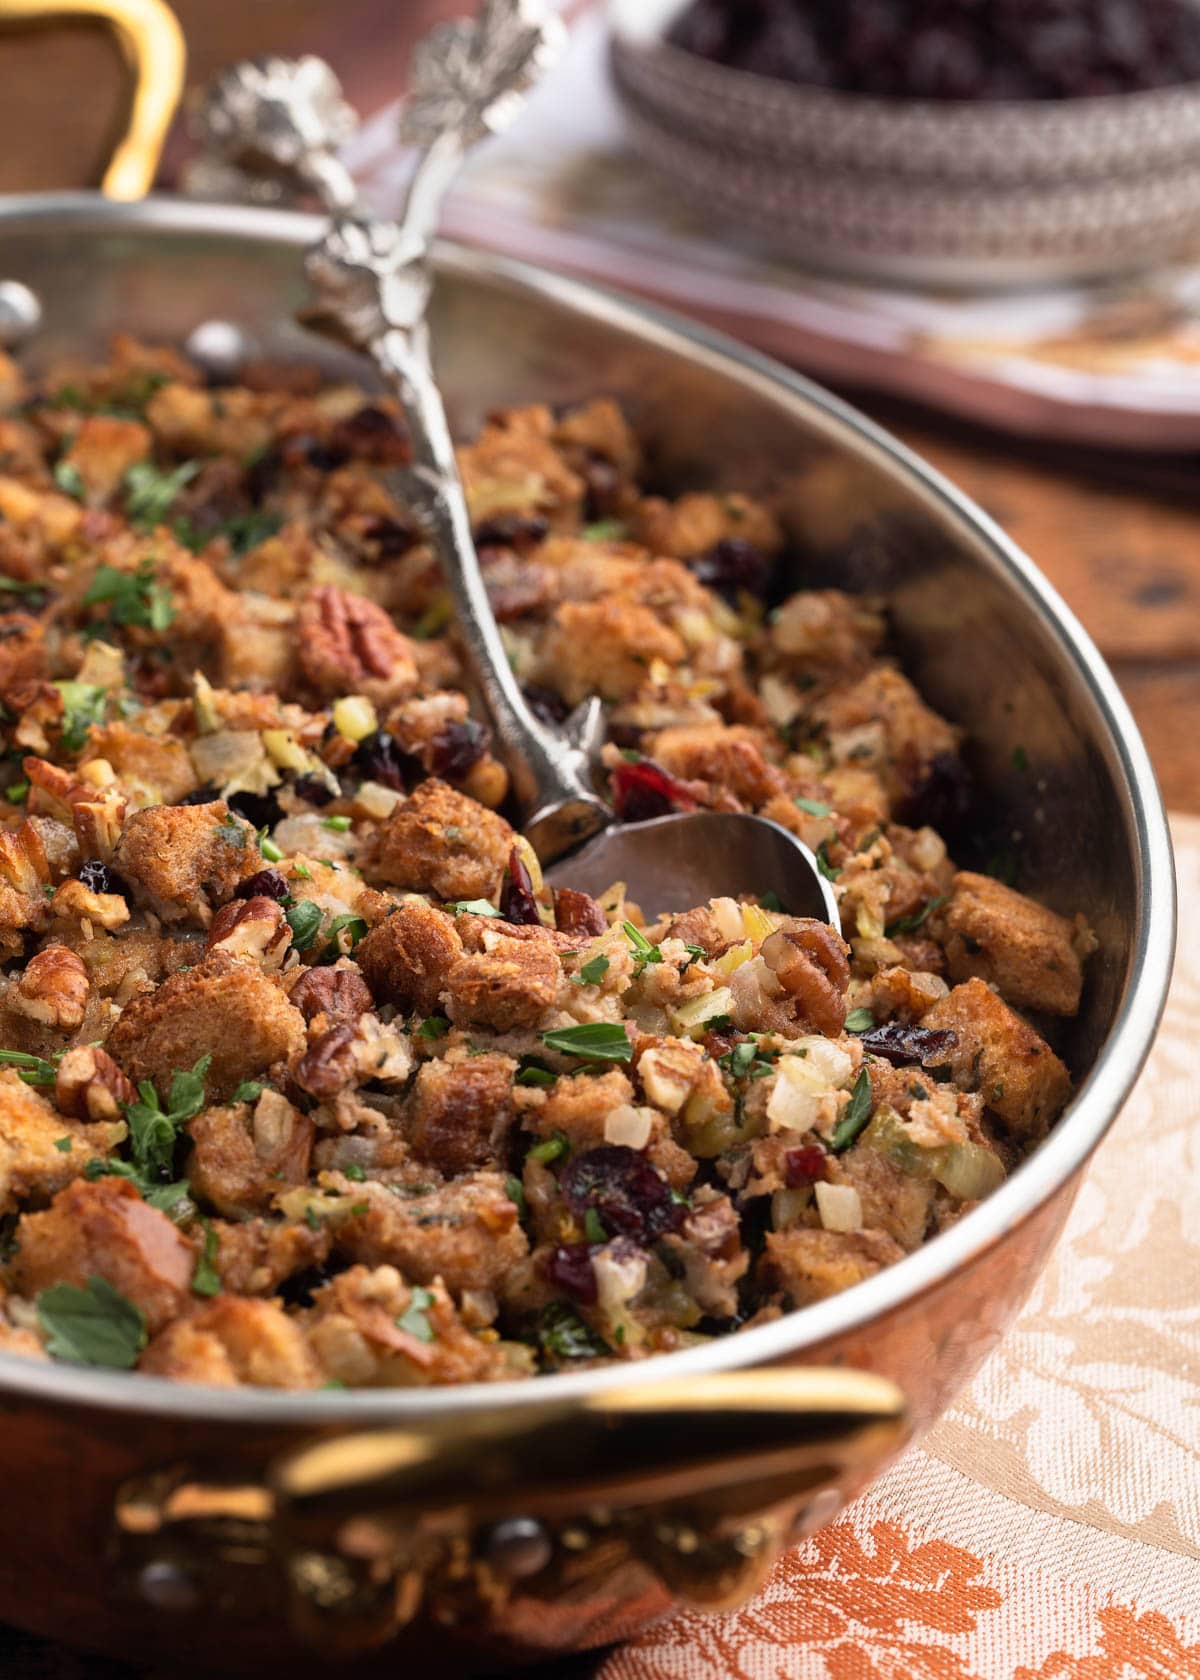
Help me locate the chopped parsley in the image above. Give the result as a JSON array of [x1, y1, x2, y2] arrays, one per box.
[[582, 519, 627, 541], [53, 460, 86, 501], [6, 780, 29, 804], [83, 1158, 191, 1221], [284, 900, 323, 950], [84, 560, 175, 633], [443, 899, 502, 917], [844, 1007, 875, 1033], [259, 834, 283, 862], [415, 1016, 449, 1040], [342, 1163, 367, 1182], [758, 890, 784, 913], [0, 574, 48, 599], [322, 913, 367, 957], [230, 1081, 263, 1104], [815, 840, 841, 881], [123, 1056, 211, 1182], [0, 1048, 61, 1087], [55, 682, 108, 753], [191, 1220, 222, 1297], [830, 1069, 873, 1153], [719, 1038, 777, 1081], [123, 459, 199, 531], [53, 1136, 73, 1153], [540, 1022, 633, 1064], [504, 1173, 526, 1213], [885, 896, 947, 937], [515, 1060, 556, 1088], [622, 920, 663, 973], [538, 1301, 604, 1361], [583, 1208, 608, 1244], [174, 507, 282, 557], [38, 1275, 147, 1369], [527, 1131, 568, 1164], [573, 953, 610, 986], [794, 796, 832, 817], [395, 1286, 436, 1343]]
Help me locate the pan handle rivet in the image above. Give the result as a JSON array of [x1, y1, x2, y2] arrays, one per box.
[[482, 1516, 553, 1580], [137, 1558, 200, 1613]]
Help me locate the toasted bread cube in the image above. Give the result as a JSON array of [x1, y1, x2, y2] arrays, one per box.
[[811, 667, 960, 810], [304, 1266, 512, 1388], [356, 899, 464, 1016], [0, 1071, 123, 1216], [539, 599, 686, 706], [760, 1226, 904, 1307], [58, 415, 151, 503], [922, 977, 1071, 1141], [104, 951, 306, 1101], [141, 1296, 322, 1388], [187, 1091, 314, 1218], [648, 724, 784, 808], [444, 926, 561, 1032], [370, 779, 515, 903], [942, 871, 1086, 1017], [406, 1054, 517, 1176], [333, 1173, 527, 1296], [113, 800, 260, 923]]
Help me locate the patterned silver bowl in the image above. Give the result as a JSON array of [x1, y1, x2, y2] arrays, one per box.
[[609, 0, 1200, 287]]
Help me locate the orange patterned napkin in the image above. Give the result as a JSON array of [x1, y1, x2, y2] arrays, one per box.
[[599, 815, 1198, 1680]]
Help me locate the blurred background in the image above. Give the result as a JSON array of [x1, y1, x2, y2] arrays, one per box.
[[0, 0, 1197, 812]]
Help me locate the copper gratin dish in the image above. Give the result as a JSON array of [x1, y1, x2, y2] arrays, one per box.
[[0, 7, 1176, 1675]]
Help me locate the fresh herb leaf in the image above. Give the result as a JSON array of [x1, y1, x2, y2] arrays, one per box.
[[53, 460, 86, 501], [259, 834, 283, 862], [540, 1023, 633, 1063], [342, 1163, 367, 1182], [55, 682, 108, 752], [38, 1276, 147, 1369], [622, 920, 663, 974], [844, 1007, 875, 1033], [527, 1131, 568, 1164], [794, 796, 832, 817], [6, 780, 29, 804], [123, 459, 199, 531], [758, 890, 784, 913], [574, 953, 610, 987], [395, 1285, 436, 1343], [583, 1207, 608, 1244], [416, 1016, 449, 1040], [815, 840, 841, 882], [582, 519, 627, 542], [174, 507, 282, 557], [538, 1301, 604, 1361], [1012, 744, 1029, 772], [443, 899, 501, 917], [84, 560, 175, 632], [123, 1055, 210, 1181], [285, 900, 323, 950], [322, 913, 367, 957], [718, 1038, 777, 1081], [231, 1081, 263, 1104], [830, 1069, 873, 1153], [191, 1219, 221, 1297], [0, 574, 48, 599], [885, 896, 947, 937], [516, 1060, 555, 1089], [504, 1173, 526, 1213], [0, 1048, 61, 1087], [83, 1158, 191, 1221], [293, 862, 312, 880], [53, 1136, 73, 1153]]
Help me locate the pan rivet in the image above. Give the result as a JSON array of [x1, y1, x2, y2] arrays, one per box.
[[137, 1558, 199, 1613], [484, 1517, 553, 1579]]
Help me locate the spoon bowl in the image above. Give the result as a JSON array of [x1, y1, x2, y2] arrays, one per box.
[[544, 811, 839, 923]]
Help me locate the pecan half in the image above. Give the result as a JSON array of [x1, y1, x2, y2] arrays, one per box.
[[289, 963, 372, 1027], [296, 585, 418, 703], [55, 1045, 136, 1123], [206, 895, 291, 968], [12, 944, 89, 1029], [292, 1024, 358, 1101], [760, 918, 851, 1038]]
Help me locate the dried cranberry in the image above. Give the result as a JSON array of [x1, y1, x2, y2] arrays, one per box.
[[78, 858, 128, 898], [859, 1022, 957, 1068], [545, 1242, 597, 1305], [473, 511, 549, 553], [689, 537, 772, 604], [177, 784, 219, 807], [228, 790, 283, 830], [500, 846, 542, 927], [352, 730, 419, 793], [555, 887, 608, 937], [785, 1145, 828, 1188], [580, 452, 622, 521], [610, 756, 698, 824], [328, 405, 410, 465], [560, 1146, 684, 1245], [904, 751, 971, 835], [427, 718, 490, 782], [235, 868, 290, 902], [522, 684, 569, 728], [293, 773, 336, 808]]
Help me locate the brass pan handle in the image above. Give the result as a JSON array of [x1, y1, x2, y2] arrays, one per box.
[[115, 1367, 906, 1655], [0, 0, 186, 198]]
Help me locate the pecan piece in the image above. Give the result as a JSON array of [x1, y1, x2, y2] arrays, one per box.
[[296, 585, 418, 704], [49, 877, 130, 931], [55, 1045, 136, 1123], [555, 887, 608, 937], [206, 895, 291, 968], [760, 918, 851, 1038], [12, 944, 89, 1029], [289, 962, 372, 1027], [292, 1024, 358, 1101]]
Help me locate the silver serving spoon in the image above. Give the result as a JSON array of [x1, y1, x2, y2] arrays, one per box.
[[197, 5, 837, 923]]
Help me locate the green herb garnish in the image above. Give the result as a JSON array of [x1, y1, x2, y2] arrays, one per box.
[[191, 1219, 222, 1298], [574, 953, 610, 987], [1012, 745, 1029, 772], [322, 913, 367, 956], [416, 1016, 449, 1040], [516, 1060, 556, 1088], [815, 840, 841, 882], [6, 780, 29, 804], [540, 1023, 633, 1063], [123, 1056, 211, 1182], [55, 681, 108, 753], [284, 900, 323, 950], [538, 1301, 604, 1362], [622, 920, 663, 974], [583, 1208, 607, 1244], [174, 508, 282, 557], [443, 899, 501, 917], [582, 519, 627, 542], [38, 1276, 147, 1369], [830, 1069, 873, 1153], [53, 460, 86, 501], [527, 1131, 568, 1164], [794, 796, 832, 817], [123, 459, 199, 530], [231, 1081, 263, 1104], [844, 1007, 875, 1033], [342, 1163, 367, 1182], [885, 896, 947, 937], [504, 1173, 526, 1213], [322, 814, 352, 832], [0, 1048, 61, 1088]]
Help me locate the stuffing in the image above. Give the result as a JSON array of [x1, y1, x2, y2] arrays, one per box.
[[356, 899, 464, 1015], [333, 1173, 529, 1296], [406, 1055, 518, 1175], [940, 870, 1087, 1017], [922, 977, 1072, 1141], [141, 1296, 323, 1388], [187, 1091, 314, 1218], [112, 801, 260, 923], [760, 1227, 905, 1307], [369, 778, 515, 902], [538, 599, 688, 705], [0, 1071, 124, 1215]]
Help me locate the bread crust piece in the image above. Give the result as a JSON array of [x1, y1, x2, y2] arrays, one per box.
[[104, 951, 306, 1102], [356, 899, 464, 1016], [406, 1054, 518, 1176], [113, 800, 260, 924], [922, 977, 1071, 1141], [941, 870, 1086, 1017], [0, 1070, 124, 1215], [759, 1226, 904, 1308], [9, 1177, 194, 1334], [141, 1296, 323, 1388], [333, 1173, 528, 1296], [369, 779, 515, 903], [187, 1092, 314, 1218]]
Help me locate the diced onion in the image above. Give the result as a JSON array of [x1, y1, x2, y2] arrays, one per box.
[[815, 1181, 863, 1233], [710, 897, 745, 943], [932, 1141, 1006, 1202], [262, 728, 312, 772], [357, 780, 401, 820], [766, 1039, 854, 1133], [604, 1103, 653, 1149]]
